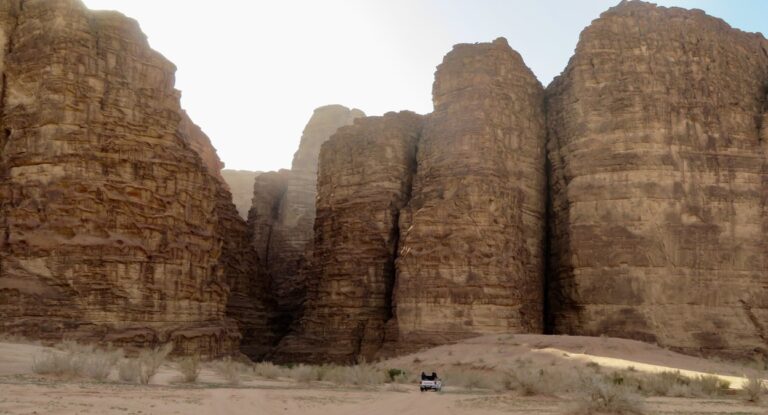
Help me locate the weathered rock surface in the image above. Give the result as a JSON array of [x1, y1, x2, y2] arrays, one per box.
[[276, 111, 423, 363], [177, 113, 273, 359], [390, 38, 547, 350], [221, 169, 261, 219], [179, 111, 225, 184], [249, 105, 363, 338], [547, 2, 768, 357], [0, 0, 246, 356]]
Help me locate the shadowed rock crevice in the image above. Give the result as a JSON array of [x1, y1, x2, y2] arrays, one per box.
[[273, 111, 423, 363], [247, 106, 363, 347]]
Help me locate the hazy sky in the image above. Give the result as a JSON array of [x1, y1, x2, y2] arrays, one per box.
[[81, 0, 768, 172]]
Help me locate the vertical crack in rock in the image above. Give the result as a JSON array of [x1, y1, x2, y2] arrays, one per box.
[[273, 112, 424, 363], [247, 105, 363, 345], [546, 1, 768, 358]]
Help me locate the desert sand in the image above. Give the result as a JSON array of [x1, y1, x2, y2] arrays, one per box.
[[0, 334, 765, 415]]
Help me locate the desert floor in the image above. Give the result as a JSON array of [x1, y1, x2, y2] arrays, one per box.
[[1, 334, 766, 415]]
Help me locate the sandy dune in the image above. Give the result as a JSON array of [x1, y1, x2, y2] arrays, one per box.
[[0, 335, 765, 414]]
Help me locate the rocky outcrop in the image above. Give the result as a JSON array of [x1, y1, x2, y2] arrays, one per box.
[[0, 0, 243, 356], [546, 2, 768, 358], [221, 169, 261, 219], [390, 38, 547, 350], [276, 112, 423, 363], [249, 105, 363, 338], [274, 39, 548, 362]]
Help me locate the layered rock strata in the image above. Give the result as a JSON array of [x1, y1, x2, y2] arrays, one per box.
[[276, 112, 423, 363], [249, 105, 363, 338], [221, 169, 261, 219], [0, 0, 246, 356], [177, 112, 273, 359], [547, 2, 768, 357], [391, 38, 547, 349]]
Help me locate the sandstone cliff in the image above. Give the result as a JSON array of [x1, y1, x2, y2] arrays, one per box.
[[276, 111, 423, 363], [248, 105, 363, 339], [391, 38, 547, 349], [0, 0, 248, 356], [176, 112, 273, 359], [546, 2, 768, 358], [275, 39, 548, 362], [221, 169, 261, 219]]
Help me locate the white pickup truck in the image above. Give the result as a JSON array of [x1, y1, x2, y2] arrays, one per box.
[[419, 372, 442, 392]]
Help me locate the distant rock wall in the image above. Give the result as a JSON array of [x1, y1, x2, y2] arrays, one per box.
[[546, 2, 768, 357], [276, 112, 423, 363], [221, 170, 261, 219]]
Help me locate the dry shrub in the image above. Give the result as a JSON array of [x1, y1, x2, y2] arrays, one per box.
[[177, 355, 202, 383], [118, 359, 142, 383], [630, 370, 729, 398], [501, 367, 556, 395], [252, 361, 283, 380], [32, 342, 122, 381], [32, 351, 82, 378], [287, 364, 334, 383], [214, 357, 245, 385], [570, 375, 645, 415], [743, 375, 767, 403], [288, 364, 316, 383], [444, 368, 495, 390], [118, 343, 173, 384], [324, 363, 387, 386]]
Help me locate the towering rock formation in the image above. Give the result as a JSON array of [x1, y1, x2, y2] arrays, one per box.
[[547, 2, 768, 357], [249, 105, 363, 337], [221, 169, 261, 219], [0, 0, 255, 356], [275, 39, 548, 362], [176, 111, 273, 359], [276, 112, 423, 363], [391, 38, 547, 349]]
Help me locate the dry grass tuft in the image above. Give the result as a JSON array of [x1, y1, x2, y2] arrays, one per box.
[[570, 375, 645, 415], [118, 343, 173, 384], [177, 355, 202, 383], [743, 375, 767, 403], [252, 361, 284, 380], [32, 342, 122, 381], [213, 357, 245, 385]]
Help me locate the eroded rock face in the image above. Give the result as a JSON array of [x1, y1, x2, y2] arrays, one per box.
[[176, 113, 273, 359], [221, 169, 261, 219], [391, 38, 547, 349], [547, 2, 768, 357], [0, 0, 241, 356], [276, 112, 423, 363], [248, 105, 363, 339], [179, 111, 226, 184]]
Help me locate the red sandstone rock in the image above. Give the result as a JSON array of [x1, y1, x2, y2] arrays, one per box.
[[276, 111, 423, 363], [546, 1, 768, 358], [248, 105, 363, 339], [390, 38, 547, 350], [0, 0, 241, 356]]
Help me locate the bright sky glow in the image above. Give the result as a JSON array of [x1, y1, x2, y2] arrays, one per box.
[[81, 0, 768, 172]]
